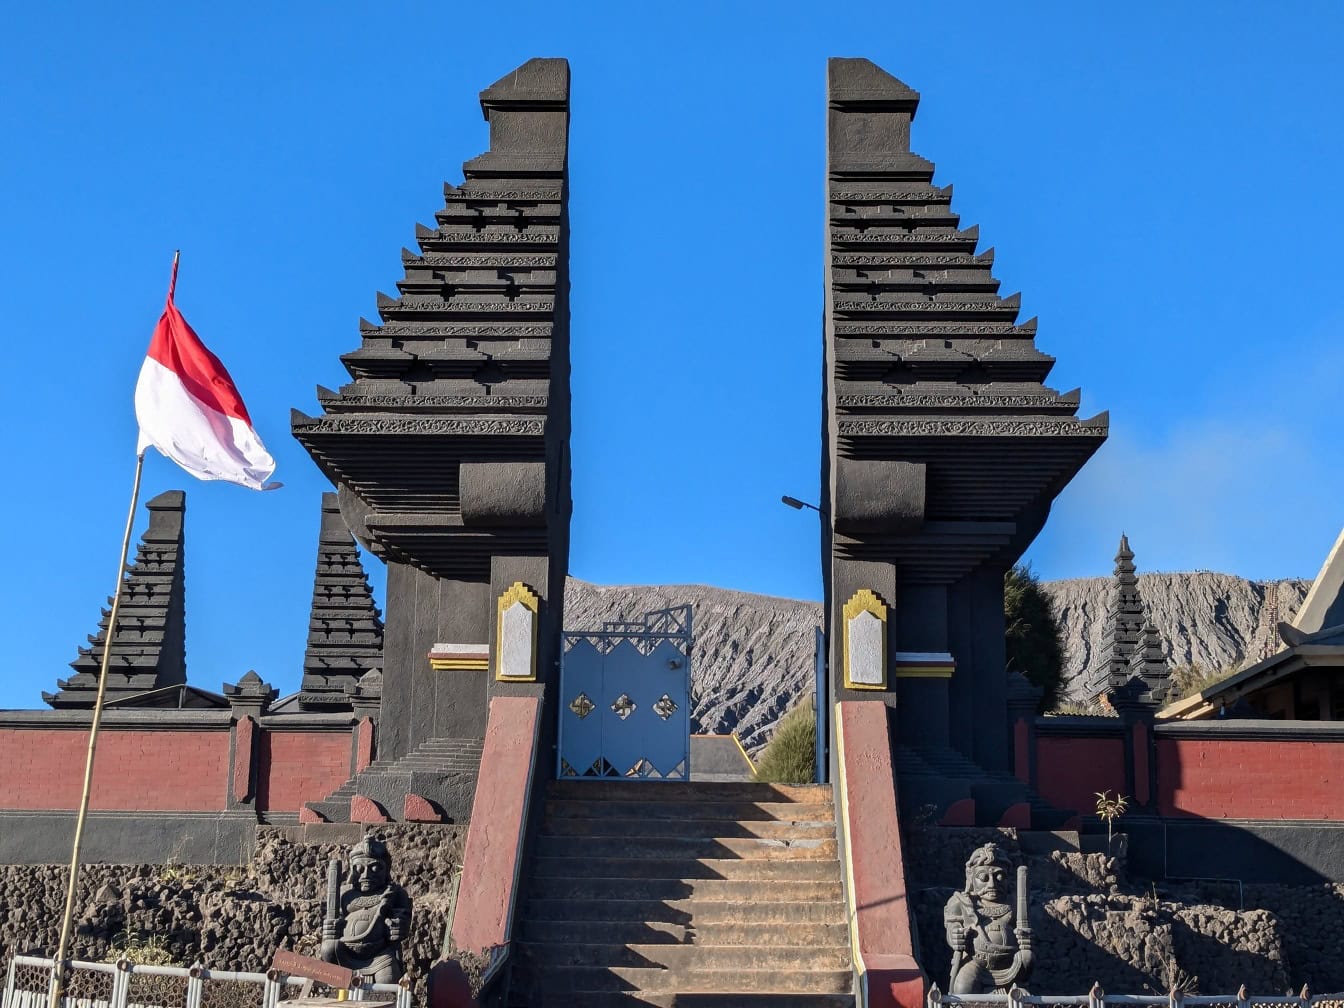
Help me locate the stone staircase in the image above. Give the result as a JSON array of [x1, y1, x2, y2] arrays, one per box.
[[508, 780, 854, 1007], [894, 744, 1070, 828], [303, 736, 484, 823]]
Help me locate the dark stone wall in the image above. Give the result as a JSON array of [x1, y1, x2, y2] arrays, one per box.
[[905, 824, 1344, 994], [0, 825, 463, 1003]]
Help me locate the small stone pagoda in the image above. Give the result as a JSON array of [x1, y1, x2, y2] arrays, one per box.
[[44, 491, 187, 708], [1085, 534, 1171, 705], [296, 493, 385, 710]]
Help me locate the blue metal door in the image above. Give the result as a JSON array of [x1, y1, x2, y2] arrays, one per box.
[[558, 606, 692, 780]]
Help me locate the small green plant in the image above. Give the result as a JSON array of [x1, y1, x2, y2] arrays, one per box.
[[106, 930, 179, 966], [753, 698, 817, 784], [1095, 790, 1129, 848]]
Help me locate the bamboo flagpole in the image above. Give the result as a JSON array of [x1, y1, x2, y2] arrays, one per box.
[[45, 250, 278, 1006], [48, 448, 148, 1008]]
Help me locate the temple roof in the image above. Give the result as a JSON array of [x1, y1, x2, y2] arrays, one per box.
[[824, 58, 1107, 583], [45, 491, 187, 709], [292, 58, 570, 580]]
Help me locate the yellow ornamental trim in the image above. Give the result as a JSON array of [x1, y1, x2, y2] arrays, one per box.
[[842, 588, 888, 691], [496, 581, 540, 682]]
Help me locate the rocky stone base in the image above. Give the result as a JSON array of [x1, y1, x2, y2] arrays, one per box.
[[0, 824, 464, 1003], [906, 826, 1344, 995]]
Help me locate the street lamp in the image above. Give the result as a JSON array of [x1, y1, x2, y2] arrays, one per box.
[[781, 495, 827, 516]]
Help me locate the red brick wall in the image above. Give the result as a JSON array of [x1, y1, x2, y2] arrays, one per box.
[[1035, 735, 1127, 816], [0, 728, 230, 811], [256, 730, 352, 813], [1157, 738, 1344, 819]]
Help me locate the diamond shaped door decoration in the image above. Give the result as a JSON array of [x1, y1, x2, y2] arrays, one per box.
[[610, 693, 636, 720], [653, 693, 678, 720], [568, 692, 595, 719]]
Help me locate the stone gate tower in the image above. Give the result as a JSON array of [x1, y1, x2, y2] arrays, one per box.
[[293, 58, 571, 764], [822, 58, 1107, 772]]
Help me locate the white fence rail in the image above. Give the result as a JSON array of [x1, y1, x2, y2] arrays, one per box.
[[3, 955, 412, 1008], [930, 983, 1344, 1008]]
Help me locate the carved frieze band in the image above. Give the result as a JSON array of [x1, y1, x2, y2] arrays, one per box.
[[444, 187, 563, 200], [829, 189, 951, 202], [372, 324, 553, 337], [837, 394, 1072, 409], [842, 589, 888, 691], [833, 300, 1015, 313], [294, 417, 545, 436], [496, 582, 540, 682], [835, 323, 1028, 336], [839, 418, 1107, 437], [832, 232, 976, 245], [405, 254, 557, 268], [832, 254, 985, 267], [326, 395, 549, 409], [421, 231, 556, 244], [380, 298, 554, 313]]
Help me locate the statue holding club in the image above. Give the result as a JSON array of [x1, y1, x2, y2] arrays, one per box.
[[943, 842, 1033, 994]]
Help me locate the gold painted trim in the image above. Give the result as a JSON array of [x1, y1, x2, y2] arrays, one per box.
[[431, 659, 490, 671], [893, 667, 954, 679], [495, 581, 540, 682], [842, 588, 888, 691]]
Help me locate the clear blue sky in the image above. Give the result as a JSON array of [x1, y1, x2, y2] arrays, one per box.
[[2, 3, 1341, 708]]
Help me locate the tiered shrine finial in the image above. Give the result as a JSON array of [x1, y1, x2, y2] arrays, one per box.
[[297, 493, 385, 710], [45, 491, 187, 708], [1086, 534, 1171, 705], [822, 58, 1108, 771]]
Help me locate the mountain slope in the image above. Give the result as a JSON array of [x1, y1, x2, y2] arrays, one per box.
[[564, 573, 1310, 751]]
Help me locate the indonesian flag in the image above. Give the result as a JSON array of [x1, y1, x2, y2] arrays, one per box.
[[134, 258, 279, 490]]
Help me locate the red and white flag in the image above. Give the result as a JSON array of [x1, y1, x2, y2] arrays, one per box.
[[134, 258, 279, 490]]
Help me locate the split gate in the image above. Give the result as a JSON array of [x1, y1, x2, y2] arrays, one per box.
[[557, 605, 692, 780]]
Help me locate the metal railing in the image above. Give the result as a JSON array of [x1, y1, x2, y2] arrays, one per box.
[[930, 983, 1343, 1008], [3, 956, 412, 1008]]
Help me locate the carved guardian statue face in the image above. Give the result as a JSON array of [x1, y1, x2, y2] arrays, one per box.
[[969, 862, 1007, 903], [350, 854, 389, 894]]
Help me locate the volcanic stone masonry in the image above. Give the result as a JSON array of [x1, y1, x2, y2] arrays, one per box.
[[292, 58, 572, 764], [821, 58, 1109, 772]]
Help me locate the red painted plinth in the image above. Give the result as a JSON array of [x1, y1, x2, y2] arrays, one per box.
[[403, 793, 443, 822], [349, 794, 390, 823], [837, 700, 927, 1008], [450, 696, 541, 955]]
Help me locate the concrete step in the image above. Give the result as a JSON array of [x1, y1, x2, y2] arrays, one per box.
[[522, 964, 853, 995], [548, 781, 831, 803], [545, 800, 834, 823], [523, 898, 848, 926], [526, 876, 843, 903], [510, 994, 849, 1008], [520, 918, 850, 947], [530, 856, 840, 882], [542, 816, 835, 840], [519, 941, 849, 972], [537, 835, 837, 861], [513, 993, 853, 1008]]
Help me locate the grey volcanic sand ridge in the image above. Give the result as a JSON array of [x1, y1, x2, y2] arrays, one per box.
[[564, 573, 1309, 753]]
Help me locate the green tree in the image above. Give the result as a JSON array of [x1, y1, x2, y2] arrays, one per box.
[[753, 697, 817, 784], [1004, 563, 1066, 712]]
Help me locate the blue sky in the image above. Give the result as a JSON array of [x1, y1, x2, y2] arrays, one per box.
[[2, 3, 1341, 707]]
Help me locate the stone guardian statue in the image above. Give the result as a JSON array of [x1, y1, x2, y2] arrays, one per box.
[[319, 836, 413, 984], [943, 842, 1033, 993]]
